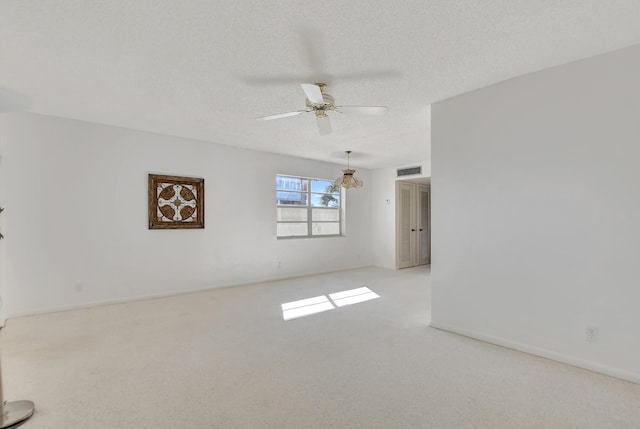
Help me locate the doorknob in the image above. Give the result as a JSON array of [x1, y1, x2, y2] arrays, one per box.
[[411, 229, 416, 232], [419, 229, 423, 231]]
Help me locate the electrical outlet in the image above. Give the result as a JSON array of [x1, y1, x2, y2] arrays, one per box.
[[586, 325, 599, 343]]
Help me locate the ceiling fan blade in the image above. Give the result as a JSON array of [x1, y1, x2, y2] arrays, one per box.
[[301, 84, 324, 104], [256, 110, 307, 121], [317, 115, 332, 136], [336, 105, 389, 115]]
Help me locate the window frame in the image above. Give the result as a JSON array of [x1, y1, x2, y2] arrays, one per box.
[[276, 174, 344, 239]]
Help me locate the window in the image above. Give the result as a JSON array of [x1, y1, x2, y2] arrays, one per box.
[[276, 175, 342, 238]]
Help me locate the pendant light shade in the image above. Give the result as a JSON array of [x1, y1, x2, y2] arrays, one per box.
[[334, 151, 363, 189]]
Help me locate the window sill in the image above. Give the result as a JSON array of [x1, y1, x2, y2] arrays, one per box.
[[277, 234, 345, 240]]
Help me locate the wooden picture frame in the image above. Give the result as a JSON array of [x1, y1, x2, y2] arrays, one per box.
[[148, 174, 205, 229]]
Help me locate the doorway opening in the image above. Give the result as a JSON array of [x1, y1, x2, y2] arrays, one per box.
[[396, 177, 430, 269]]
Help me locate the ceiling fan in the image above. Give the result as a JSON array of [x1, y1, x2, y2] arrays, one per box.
[[256, 83, 388, 136]]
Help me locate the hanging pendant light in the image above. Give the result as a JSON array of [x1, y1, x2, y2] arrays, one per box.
[[334, 150, 363, 189]]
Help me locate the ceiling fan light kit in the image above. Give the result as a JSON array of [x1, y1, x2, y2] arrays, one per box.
[[256, 83, 388, 136], [335, 151, 363, 189]]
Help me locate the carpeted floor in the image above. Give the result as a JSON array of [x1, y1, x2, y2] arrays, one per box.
[[2, 266, 639, 428]]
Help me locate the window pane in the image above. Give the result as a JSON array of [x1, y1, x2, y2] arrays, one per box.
[[311, 193, 340, 207], [312, 208, 340, 222], [312, 222, 340, 235], [310, 179, 339, 194], [276, 176, 308, 191], [277, 191, 308, 206], [277, 207, 308, 222], [277, 222, 308, 237]]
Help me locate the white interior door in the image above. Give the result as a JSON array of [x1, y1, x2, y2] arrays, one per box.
[[396, 181, 417, 269], [0, 232, 5, 327], [396, 181, 431, 269], [418, 185, 430, 265], [0, 154, 5, 327]]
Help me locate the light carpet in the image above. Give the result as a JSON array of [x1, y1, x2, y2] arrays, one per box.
[[2, 266, 639, 428]]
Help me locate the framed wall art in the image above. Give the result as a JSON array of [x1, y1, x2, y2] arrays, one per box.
[[148, 174, 205, 229]]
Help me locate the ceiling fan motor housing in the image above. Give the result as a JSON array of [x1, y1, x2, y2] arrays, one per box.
[[306, 93, 335, 111], [305, 83, 335, 117]]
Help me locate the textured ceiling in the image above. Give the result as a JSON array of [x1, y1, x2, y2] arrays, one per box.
[[1, 1, 640, 169]]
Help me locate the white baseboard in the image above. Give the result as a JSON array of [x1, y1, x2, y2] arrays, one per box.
[[429, 320, 640, 385]]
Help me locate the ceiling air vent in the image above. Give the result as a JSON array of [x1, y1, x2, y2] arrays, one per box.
[[397, 166, 422, 177]]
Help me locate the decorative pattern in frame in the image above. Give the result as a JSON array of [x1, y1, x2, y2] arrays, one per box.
[[148, 174, 205, 229]]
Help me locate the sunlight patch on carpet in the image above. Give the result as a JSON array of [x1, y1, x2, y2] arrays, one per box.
[[281, 295, 334, 320], [281, 287, 380, 320], [329, 287, 380, 307]]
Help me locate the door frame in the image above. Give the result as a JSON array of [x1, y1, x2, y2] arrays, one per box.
[[395, 179, 431, 269]]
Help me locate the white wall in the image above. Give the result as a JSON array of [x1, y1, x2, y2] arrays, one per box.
[[371, 167, 398, 269], [1, 113, 373, 317], [431, 44, 640, 382]]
